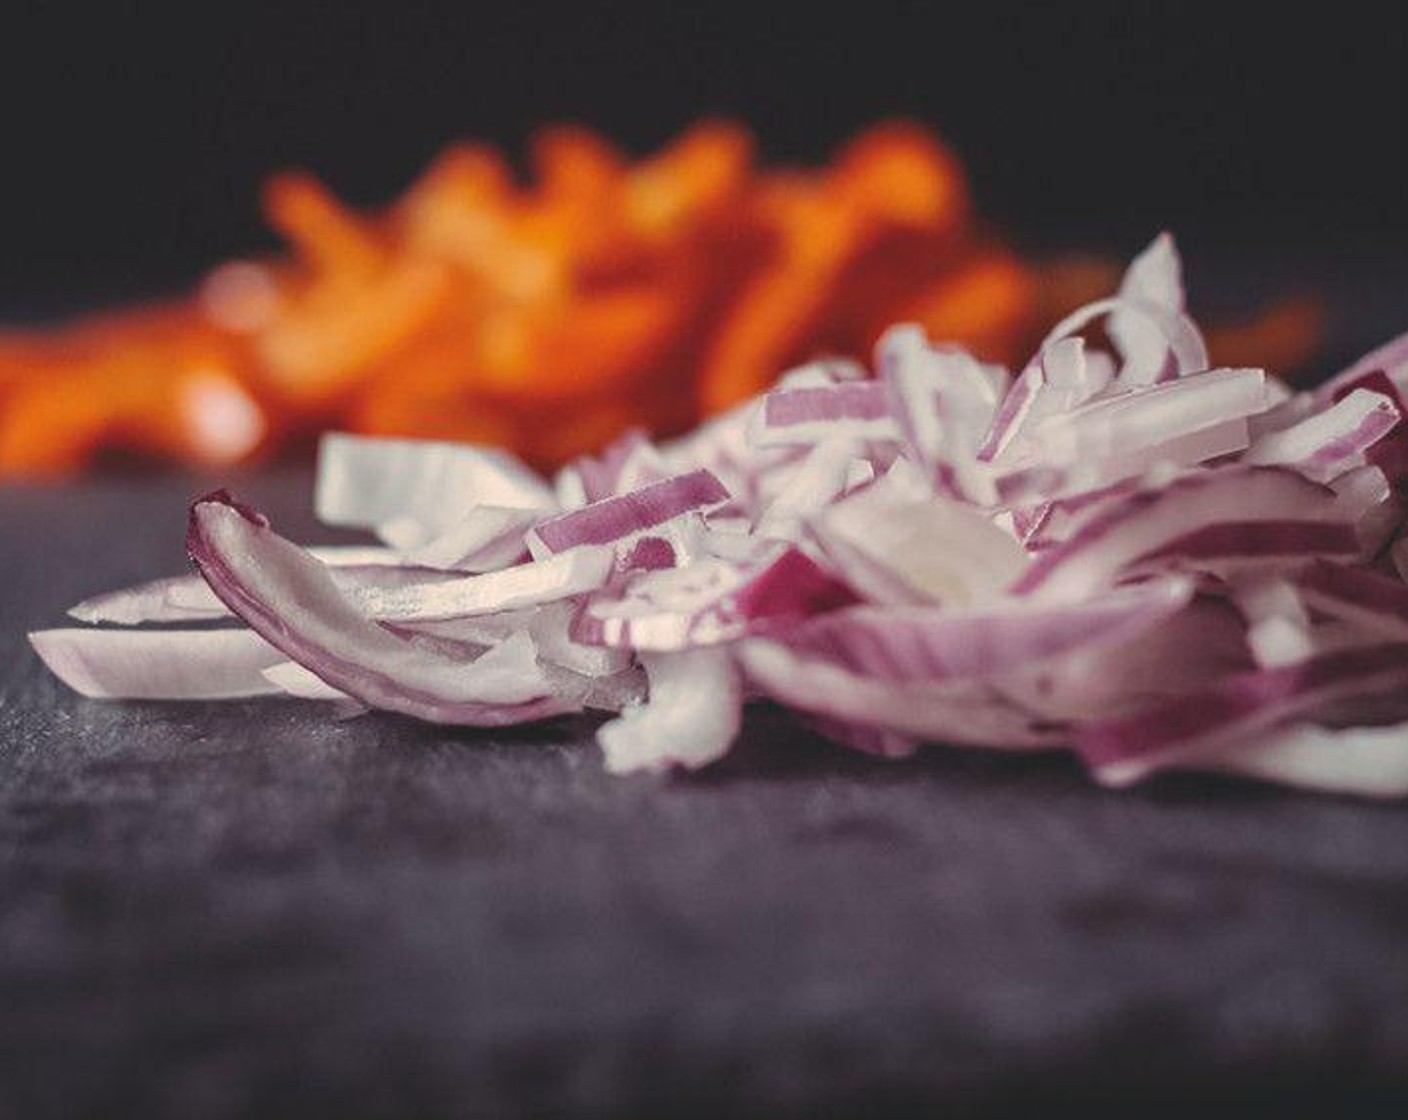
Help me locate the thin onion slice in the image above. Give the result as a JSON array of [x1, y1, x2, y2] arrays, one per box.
[[352, 546, 615, 622], [30, 628, 285, 700], [187, 493, 575, 725], [527, 468, 729, 556]]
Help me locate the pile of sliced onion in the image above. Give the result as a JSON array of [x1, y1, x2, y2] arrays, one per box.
[[32, 234, 1408, 797]]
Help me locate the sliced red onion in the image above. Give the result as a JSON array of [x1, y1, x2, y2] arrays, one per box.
[[751, 382, 898, 447], [754, 436, 865, 541], [879, 325, 1006, 475], [352, 546, 614, 622], [568, 427, 674, 503], [1294, 559, 1408, 641], [1078, 643, 1408, 786], [1108, 232, 1189, 385], [316, 432, 553, 549], [1001, 595, 1252, 723], [737, 639, 1063, 749], [775, 356, 870, 389], [546, 664, 648, 714], [619, 535, 682, 572], [69, 544, 400, 625], [596, 649, 742, 774], [1011, 467, 1356, 601], [1039, 293, 1208, 388], [1330, 372, 1408, 486], [526, 468, 729, 557], [771, 576, 1193, 684], [68, 573, 228, 626], [1117, 232, 1185, 313], [1022, 368, 1267, 465], [809, 480, 1027, 607], [35, 239, 1408, 798], [979, 338, 1092, 462], [575, 546, 854, 651], [552, 464, 589, 511], [188, 494, 575, 725], [1331, 465, 1401, 555], [404, 505, 543, 571], [994, 415, 1253, 506], [1243, 388, 1399, 482], [658, 398, 767, 488], [30, 627, 285, 700], [977, 361, 1045, 463], [406, 602, 634, 678]]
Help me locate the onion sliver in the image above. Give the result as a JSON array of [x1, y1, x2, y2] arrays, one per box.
[[353, 547, 615, 622], [30, 628, 285, 700], [527, 468, 730, 556]]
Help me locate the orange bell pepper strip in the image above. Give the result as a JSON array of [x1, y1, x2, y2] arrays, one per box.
[[256, 258, 453, 410], [264, 171, 384, 279], [891, 247, 1037, 368], [1205, 296, 1324, 382]]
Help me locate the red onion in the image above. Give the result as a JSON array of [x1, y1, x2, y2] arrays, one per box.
[[31, 233, 1408, 796]]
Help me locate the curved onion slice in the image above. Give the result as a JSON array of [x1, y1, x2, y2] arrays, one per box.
[[1041, 294, 1208, 385], [188, 494, 575, 725], [30, 628, 285, 700]]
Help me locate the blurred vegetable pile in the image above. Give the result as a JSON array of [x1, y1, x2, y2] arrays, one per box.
[[0, 121, 1319, 477]]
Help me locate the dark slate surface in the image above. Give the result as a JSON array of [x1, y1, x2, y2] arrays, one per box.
[[3, 473, 1408, 1120]]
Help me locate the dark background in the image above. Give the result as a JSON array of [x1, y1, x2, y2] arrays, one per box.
[[0, 3, 1401, 313]]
